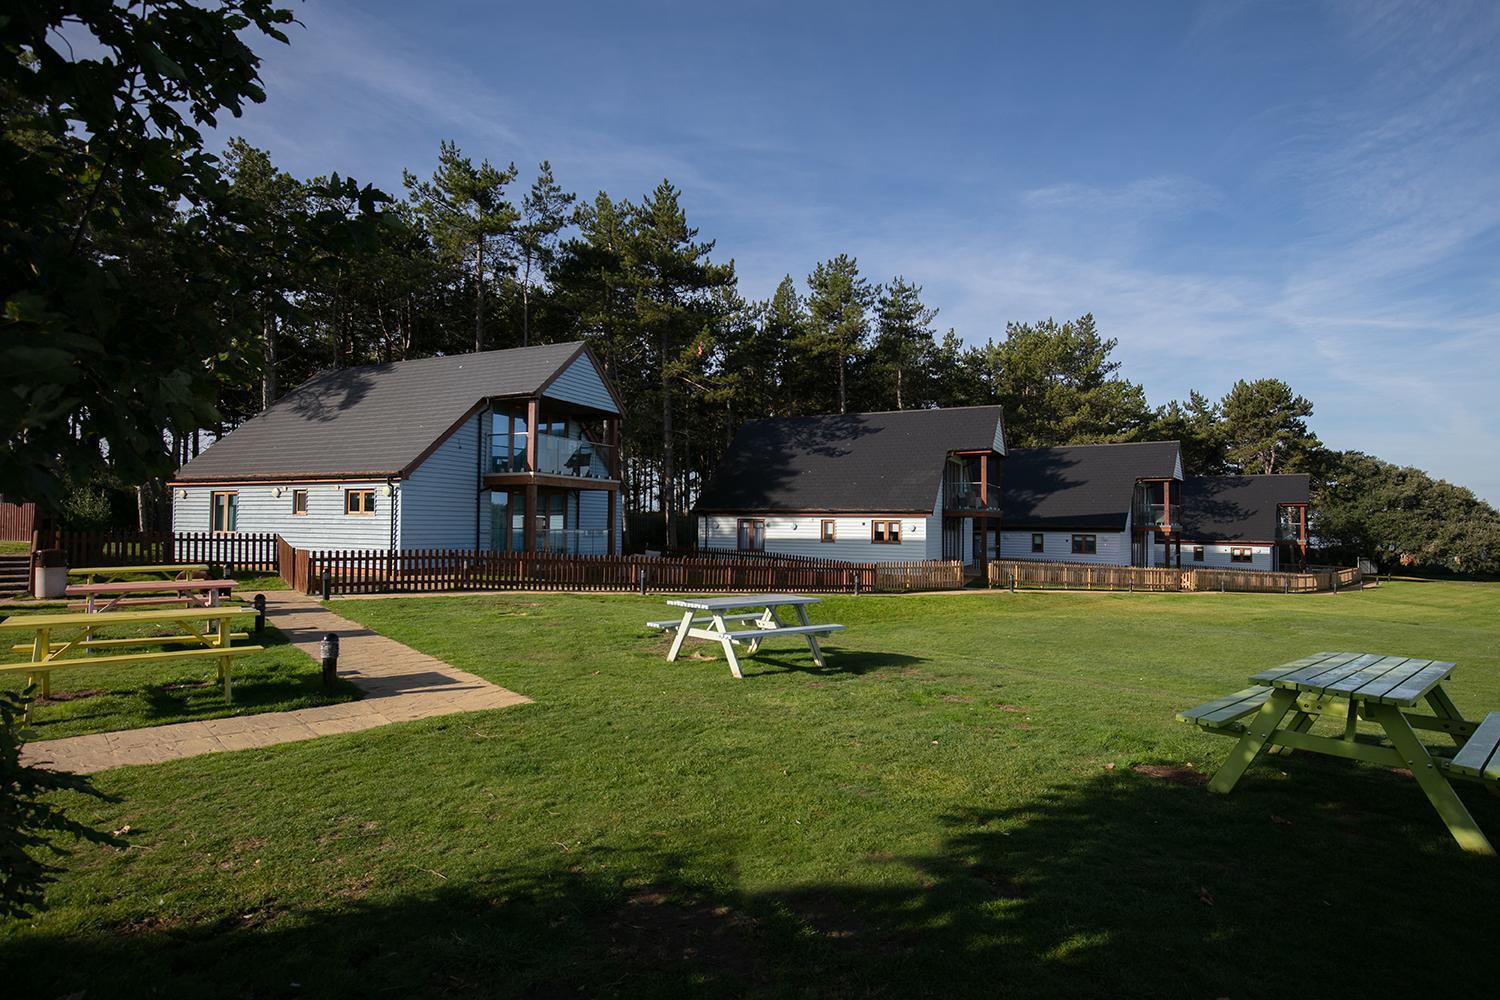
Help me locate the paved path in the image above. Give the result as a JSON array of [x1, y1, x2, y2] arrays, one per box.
[[21, 591, 530, 774]]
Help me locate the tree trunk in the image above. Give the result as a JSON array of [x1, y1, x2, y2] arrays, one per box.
[[660, 330, 674, 551], [521, 255, 532, 348], [896, 367, 904, 410], [474, 242, 485, 352], [261, 314, 278, 410]]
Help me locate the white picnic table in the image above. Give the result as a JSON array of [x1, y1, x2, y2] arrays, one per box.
[[648, 594, 845, 679]]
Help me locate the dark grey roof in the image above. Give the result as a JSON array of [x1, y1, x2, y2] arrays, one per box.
[[1180, 475, 1310, 542], [175, 342, 591, 481], [1002, 441, 1182, 531], [694, 406, 1006, 513]]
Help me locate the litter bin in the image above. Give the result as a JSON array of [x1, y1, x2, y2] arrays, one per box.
[[33, 549, 67, 599]]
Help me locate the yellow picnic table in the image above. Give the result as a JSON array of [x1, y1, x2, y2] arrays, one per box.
[[0, 606, 262, 720], [67, 563, 210, 583]]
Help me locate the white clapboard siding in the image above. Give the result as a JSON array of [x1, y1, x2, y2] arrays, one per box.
[[924, 487, 943, 560], [1183, 542, 1274, 571], [576, 489, 622, 553], [999, 528, 1131, 566], [543, 353, 619, 413], [400, 414, 484, 549], [699, 513, 929, 563], [172, 481, 394, 550]]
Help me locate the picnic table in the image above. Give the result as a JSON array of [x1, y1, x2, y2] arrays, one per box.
[[67, 563, 210, 583], [0, 606, 262, 720], [648, 594, 845, 679], [1179, 651, 1500, 854], [65, 578, 236, 614]]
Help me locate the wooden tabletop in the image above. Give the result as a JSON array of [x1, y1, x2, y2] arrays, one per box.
[[65, 579, 235, 596], [0, 606, 254, 630], [67, 564, 210, 577], [666, 594, 823, 611], [1251, 651, 1456, 708]]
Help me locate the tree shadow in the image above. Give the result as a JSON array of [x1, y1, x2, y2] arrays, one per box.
[[285, 366, 379, 423], [12, 764, 1498, 997]]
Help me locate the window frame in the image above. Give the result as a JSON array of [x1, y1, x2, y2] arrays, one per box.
[[871, 520, 902, 544], [737, 518, 765, 552], [345, 488, 376, 516], [210, 491, 238, 534], [1192, 545, 1205, 562], [1070, 533, 1097, 555], [820, 519, 836, 543], [291, 489, 308, 516], [1230, 547, 1253, 564], [1031, 532, 1044, 554]]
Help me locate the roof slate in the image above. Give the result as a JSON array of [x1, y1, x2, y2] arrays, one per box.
[[1001, 441, 1182, 531], [1180, 474, 1310, 542], [693, 406, 1007, 513], [174, 341, 591, 481]]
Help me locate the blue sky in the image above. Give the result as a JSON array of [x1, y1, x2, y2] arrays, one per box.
[[211, 0, 1500, 502]]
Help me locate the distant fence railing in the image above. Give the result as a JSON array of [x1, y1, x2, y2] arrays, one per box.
[[41, 530, 279, 572], [0, 501, 36, 541], [987, 558, 1362, 594]]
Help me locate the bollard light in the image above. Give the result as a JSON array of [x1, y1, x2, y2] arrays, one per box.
[[320, 632, 339, 688], [253, 593, 266, 633], [321, 568, 332, 601]]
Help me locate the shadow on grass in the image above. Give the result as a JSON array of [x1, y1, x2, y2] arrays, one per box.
[[12, 765, 1500, 998], [741, 649, 925, 677]]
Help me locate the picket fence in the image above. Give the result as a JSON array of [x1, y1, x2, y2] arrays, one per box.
[[39, 530, 279, 571], [988, 558, 1362, 594]]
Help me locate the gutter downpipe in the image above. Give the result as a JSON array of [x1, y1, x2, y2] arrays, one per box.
[[476, 403, 490, 551]]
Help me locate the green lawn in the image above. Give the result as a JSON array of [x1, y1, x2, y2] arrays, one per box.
[[1, 605, 357, 741], [0, 538, 30, 555], [3, 582, 1499, 997]]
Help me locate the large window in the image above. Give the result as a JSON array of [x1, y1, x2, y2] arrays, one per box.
[[210, 491, 238, 533], [872, 520, 902, 544], [1071, 534, 1097, 555], [345, 489, 375, 515], [490, 408, 530, 473], [1031, 533, 1044, 553], [820, 519, 836, 543], [737, 518, 765, 552], [1230, 547, 1253, 564], [291, 489, 308, 515]]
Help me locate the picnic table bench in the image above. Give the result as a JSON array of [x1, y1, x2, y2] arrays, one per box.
[[1180, 651, 1500, 854], [0, 606, 261, 720], [67, 563, 210, 583], [648, 594, 845, 679], [65, 578, 236, 614]]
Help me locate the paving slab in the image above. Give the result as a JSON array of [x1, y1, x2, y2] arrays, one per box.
[[21, 590, 530, 774]]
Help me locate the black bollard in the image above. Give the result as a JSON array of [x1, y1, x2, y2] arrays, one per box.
[[320, 632, 339, 688], [321, 568, 332, 601], [638, 568, 648, 597], [253, 593, 266, 633]]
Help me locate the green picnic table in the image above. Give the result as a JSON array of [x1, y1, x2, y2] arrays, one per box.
[[1179, 651, 1500, 855]]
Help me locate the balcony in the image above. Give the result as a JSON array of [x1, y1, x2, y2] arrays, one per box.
[[942, 479, 1002, 513], [1135, 502, 1179, 532], [489, 432, 616, 481]]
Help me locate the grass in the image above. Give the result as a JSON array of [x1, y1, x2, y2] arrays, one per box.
[[0, 603, 357, 741], [2, 581, 1499, 997], [0, 539, 30, 555]]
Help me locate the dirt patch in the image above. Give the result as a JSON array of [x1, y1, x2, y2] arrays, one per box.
[[792, 892, 876, 939], [599, 889, 763, 979], [992, 704, 1025, 713], [1131, 764, 1208, 787], [37, 688, 104, 703], [942, 695, 974, 703]]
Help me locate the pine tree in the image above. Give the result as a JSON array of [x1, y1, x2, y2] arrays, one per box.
[[804, 254, 876, 414], [512, 161, 576, 346], [1220, 378, 1319, 474], [872, 276, 939, 409]]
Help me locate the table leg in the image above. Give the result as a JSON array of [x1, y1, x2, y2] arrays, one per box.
[[793, 605, 827, 669], [1208, 688, 1297, 794], [1273, 709, 1315, 756], [666, 611, 694, 662], [1364, 701, 1493, 855], [712, 613, 743, 679], [219, 656, 233, 702], [747, 608, 777, 655], [1422, 685, 1469, 748]]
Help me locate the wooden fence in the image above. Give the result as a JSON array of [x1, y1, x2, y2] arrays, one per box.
[[41, 530, 279, 571], [0, 501, 36, 541], [987, 558, 1362, 594], [874, 560, 968, 592], [296, 548, 884, 596]]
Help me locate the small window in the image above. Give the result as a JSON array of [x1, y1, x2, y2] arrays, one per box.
[[1230, 547, 1253, 564], [820, 519, 836, 543], [345, 489, 376, 515], [291, 489, 308, 515], [1192, 545, 1204, 562], [1031, 533, 1044, 553], [737, 518, 765, 552], [1071, 534, 1097, 555], [872, 520, 902, 544], [210, 491, 238, 533]]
